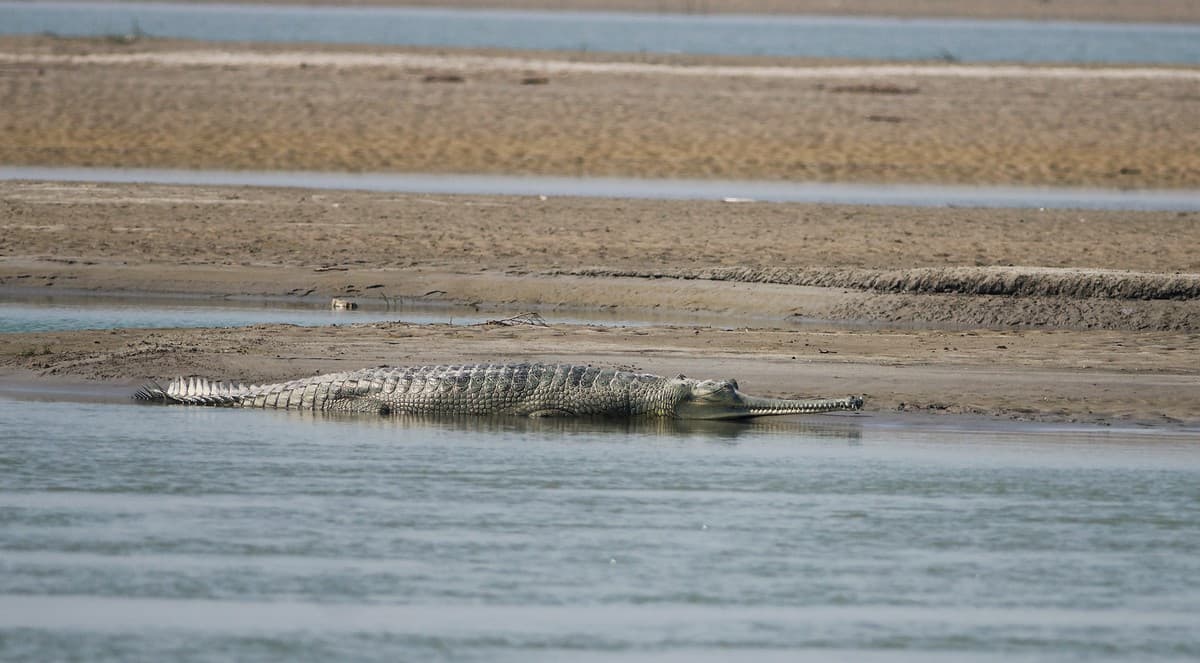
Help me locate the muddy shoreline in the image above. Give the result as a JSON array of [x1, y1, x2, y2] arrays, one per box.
[[4, 180, 1199, 331], [3, 181, 1198, 427], [4, 317, 1197, 428]]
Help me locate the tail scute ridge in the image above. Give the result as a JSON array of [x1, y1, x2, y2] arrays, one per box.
[[133, 381, 169, 402], [133, 376, 249, 406]]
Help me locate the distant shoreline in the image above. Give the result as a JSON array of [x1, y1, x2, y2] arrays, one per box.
[[86, 0, 1200, 24]]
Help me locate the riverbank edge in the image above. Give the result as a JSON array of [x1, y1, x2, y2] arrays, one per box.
[[4, 182, 1199, 428], [3, 260, 1198, 332], [3, 368, 1196, 438], [3, 277, 1198, 428]]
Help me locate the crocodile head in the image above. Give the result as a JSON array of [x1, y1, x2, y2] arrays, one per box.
[[672, 378, 864, 420]]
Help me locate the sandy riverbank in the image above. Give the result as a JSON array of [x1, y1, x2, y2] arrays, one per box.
[[2, 181, 1198, 426], [3, 36, 1200, 188], [4, 320, 1198, 428], [2, 33, 1198, 427]]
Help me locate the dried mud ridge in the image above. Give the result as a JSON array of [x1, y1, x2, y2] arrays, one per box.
[[565, 265, 1200, 299], [561, 266, 1200, 331]]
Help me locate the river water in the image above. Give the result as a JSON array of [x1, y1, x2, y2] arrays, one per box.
[[0, 296, 440, 332], [5, 167, 1200, 211], [3, 4, 1199, 657], [1, 394, 1198, 661], [3, 1, 1200, 65], [0, 292, 739, 333]]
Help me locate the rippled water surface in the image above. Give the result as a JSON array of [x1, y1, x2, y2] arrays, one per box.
[[3, 1, 1200, 64], [1, 396, 1198, 661]]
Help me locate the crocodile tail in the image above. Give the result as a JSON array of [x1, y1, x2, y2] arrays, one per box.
[[132, 377, 249, 406], [133, 381, 170, 402]]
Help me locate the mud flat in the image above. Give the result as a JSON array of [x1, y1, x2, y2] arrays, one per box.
[[5, 319, 1199, 427], [3, 181, 1198, 332], [2, 181, 1198, 427]]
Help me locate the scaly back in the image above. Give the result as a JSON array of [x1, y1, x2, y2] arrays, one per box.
[[135, 363, 675, 417]]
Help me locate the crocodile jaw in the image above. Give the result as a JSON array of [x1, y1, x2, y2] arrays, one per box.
[[672, 380, 865, 419], [739, 393, 865, 418]]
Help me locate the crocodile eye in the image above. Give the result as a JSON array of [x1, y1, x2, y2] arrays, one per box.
[[691, 380, 728, 398], [725, 379, 739, 391]]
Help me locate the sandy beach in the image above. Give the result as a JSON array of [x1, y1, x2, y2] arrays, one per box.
[[3, 36, 1200, 188], [1, 32, 1198, 428]]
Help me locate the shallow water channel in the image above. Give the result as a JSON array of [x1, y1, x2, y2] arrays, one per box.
[[0, 292, 732, 334], [5, 167, 1200, 211], [1, 393, 1198, 661]]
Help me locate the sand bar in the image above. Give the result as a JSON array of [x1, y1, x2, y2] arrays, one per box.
[[8, 50, 1200, 81], [2, 181, 1198, 427], [3, 36, 1199, 188], [2, 34, 1198, 427]]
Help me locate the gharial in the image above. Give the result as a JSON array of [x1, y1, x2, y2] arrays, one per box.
[[134, 363, 865, 420]]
